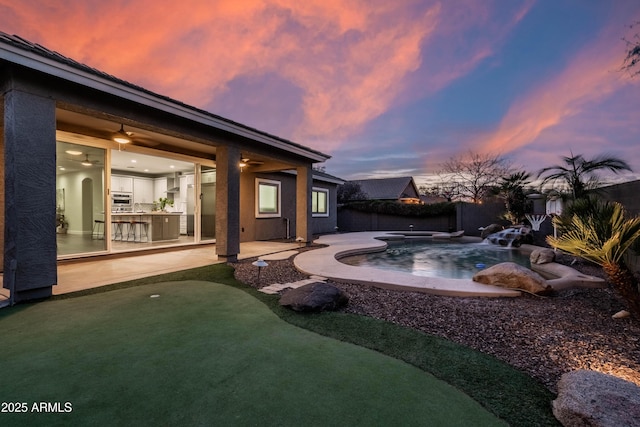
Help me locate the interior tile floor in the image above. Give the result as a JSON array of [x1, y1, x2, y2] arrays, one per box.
[[0, 240, 300, 307]]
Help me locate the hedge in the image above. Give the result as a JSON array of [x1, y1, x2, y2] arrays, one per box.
[[339, 200, 456, 217]]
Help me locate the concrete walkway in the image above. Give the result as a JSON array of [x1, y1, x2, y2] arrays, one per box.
[[294, 232, 521, 297]]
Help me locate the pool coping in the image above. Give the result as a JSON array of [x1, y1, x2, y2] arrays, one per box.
[[293, 232, 522, 297]]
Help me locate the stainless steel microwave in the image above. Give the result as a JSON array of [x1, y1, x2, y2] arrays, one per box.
[[111, 192, 132, 207]]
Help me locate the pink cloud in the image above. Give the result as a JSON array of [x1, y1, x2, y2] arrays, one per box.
[[0, 0, 534, 155], [473, 23, 639, 159]]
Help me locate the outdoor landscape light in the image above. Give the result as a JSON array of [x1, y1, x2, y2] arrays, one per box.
[[112, 124, 132, 144], [252, 259, 268, 283]]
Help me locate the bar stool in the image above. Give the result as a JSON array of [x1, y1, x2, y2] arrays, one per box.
[[127, 219, 138, 242], [92, 220, 105, 239], [135, 220, 149, 242], [112, 220, 125, 241]]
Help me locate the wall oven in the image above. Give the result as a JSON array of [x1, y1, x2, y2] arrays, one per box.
[[111, 192, 132, 211]]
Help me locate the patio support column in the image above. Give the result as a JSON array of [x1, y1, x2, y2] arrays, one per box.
[[3, 88, 57, 302], [215, 145, 240, 262], [295, 165, 313, 244]]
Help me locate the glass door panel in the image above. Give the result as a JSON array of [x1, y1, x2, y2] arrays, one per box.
[[56, 141, 106, 256], [200, 166, 216, 241]]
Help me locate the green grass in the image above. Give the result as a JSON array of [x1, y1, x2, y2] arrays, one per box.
[[2, 264, 560, 426]]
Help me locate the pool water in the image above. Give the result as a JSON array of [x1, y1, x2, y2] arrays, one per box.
[[340, 240, 531, 279]]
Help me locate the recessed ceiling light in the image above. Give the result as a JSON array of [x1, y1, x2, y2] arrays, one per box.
[[65, 150, 82, 155], [131, 159, 137, 163], [59, 167, 66, 171], [169, 165, 175, 169], [144, 169, 149, 172]]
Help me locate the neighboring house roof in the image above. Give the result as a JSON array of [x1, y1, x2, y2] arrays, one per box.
[[0, 32, 329, 163], [350, 177, 420, 200]]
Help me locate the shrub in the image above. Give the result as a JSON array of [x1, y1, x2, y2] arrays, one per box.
[[339, 200, 456, 217]]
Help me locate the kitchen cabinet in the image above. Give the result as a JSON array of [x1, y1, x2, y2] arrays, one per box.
[[133, 178, 154, 204], [154, 178, 167, 201], [151, 214, 180, 241], [111, 175, 133, 193]]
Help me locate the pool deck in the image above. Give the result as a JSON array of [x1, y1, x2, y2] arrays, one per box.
[[294, 232, 522, 297]]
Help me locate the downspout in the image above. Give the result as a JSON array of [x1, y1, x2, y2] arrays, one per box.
[[283, 217, 290, 240]]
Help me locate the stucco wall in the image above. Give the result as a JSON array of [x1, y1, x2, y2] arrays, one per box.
[[239, 171, 340, 241]]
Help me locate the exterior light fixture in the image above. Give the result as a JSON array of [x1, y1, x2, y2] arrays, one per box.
[[112, 124, 132, 144], [252, 259, 268, 283], [239, 158, 248, 172]]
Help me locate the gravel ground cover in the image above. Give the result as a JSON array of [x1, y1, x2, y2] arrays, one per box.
[[233, 246, 640, 392]]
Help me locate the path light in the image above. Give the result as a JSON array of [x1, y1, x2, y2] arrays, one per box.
[[296, 236, 305, 247], [252, 259, 268, 284], [409, 224, 414, 232]]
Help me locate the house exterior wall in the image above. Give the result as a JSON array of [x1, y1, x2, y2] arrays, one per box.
[[311, 182, 338, 235], [239, 171, 340, 241]]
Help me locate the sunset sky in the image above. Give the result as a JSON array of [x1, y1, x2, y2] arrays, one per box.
[[2, 1, 640, 186]]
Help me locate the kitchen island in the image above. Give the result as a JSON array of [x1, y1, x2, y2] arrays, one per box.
[[111, 212, 182, 242]]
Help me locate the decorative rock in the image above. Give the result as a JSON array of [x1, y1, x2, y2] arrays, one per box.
[[279, 282, 348, 312], [530, 248, 556, 265], [481, 224, 503, 239], [473, 262, 553, 295], [612, 310, 631, 319], [553, 370, 640, 427]]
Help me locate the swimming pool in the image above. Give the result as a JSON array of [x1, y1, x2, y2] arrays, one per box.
[[340, 239, 531, 280]]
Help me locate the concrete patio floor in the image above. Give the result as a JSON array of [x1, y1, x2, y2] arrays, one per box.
[[0, 241, 300, 305]]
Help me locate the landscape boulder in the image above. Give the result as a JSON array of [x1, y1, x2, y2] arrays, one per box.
[[530, 248, 556, 265], [553, 370, 640, 427], [472, 262, 553, 295], [279, 283, 348, 312], [480, 224, 503, 239]]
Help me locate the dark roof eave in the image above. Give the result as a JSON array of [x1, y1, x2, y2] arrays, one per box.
[[0, 33, 330, 163]]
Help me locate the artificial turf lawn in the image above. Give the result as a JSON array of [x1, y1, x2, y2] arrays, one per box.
[[1, 280, 505, 426]]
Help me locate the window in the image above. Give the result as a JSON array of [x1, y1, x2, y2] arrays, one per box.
[[256, 178, 281, 218], [312, 187, 329, 217]]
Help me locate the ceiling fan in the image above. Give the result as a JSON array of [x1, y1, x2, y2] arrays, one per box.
[[78, 154, 100, 166], [112, 124, 160, 149]]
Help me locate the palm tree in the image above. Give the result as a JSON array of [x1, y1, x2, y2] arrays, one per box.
[[537, 153, 631, 199], [498, 172, 532, 225], [547, 203, 640, 316]]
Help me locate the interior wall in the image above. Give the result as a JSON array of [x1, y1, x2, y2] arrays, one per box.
[[57, 168, 104, 234]]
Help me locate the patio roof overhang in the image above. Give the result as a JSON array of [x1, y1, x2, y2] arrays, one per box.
[[0, 33, 330, 165]]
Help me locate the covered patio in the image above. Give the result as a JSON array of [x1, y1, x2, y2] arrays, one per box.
[[1, 33, 330, 303]]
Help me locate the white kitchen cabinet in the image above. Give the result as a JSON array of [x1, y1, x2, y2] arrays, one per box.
[[133, 178, 154, 204], [154, 177, 167, 201], [111, 175, 133, 193]]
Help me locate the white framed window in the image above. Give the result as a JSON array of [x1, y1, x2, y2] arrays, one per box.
[[256, 178, 281, 218], [312, 187, 329, 217]]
